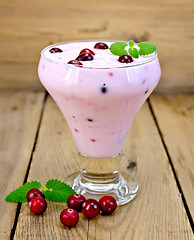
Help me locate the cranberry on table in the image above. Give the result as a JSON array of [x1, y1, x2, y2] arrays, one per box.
[[76, 53, 93, 61], [99, 196, 117, 215], [118, 54, 133, 63], [50, 47, 63, 53], [26, 188, 45, 202], [60, 208, 79, 227], [68, 60, 83, 66], [29, 197, 47, 215], [67, 194, 86, 212], [94, 42, 108, 49], [82, 199, 100, 219], [80, 48, 95, 56]]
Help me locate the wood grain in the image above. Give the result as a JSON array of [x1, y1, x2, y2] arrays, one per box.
[[87, 100, 193, 240], [0, 0, 194, 92], [14, 96, 88, 240], [14, 96, 193, 239], [0, 90, 44, 240], [150, 94, 194, 220]]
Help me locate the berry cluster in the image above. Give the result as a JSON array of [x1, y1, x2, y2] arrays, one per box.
[[27, 188, 47, 215], [26, 189, 117, 228], [67, 42, 108, 67], [60, 194, 117, 227], [50, 42, 134, 66]]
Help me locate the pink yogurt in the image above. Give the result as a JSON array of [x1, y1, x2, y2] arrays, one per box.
[[38, 41, 161, 158]]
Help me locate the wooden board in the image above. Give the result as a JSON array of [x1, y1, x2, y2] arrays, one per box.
[[150, 94, 194, 220], [0, 90, 44, 240], [0, 0, 194, 93], [14, 96, 193, 239], [14, 96, 88, 240]]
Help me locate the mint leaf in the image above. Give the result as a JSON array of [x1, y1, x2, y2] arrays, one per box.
[[128, 47, 139, 58], [5, 181, 42, 202], [138, 42, 157, 56], [109, 42, 128, 56], [128, 40, 134, 48], [43, 179, 76, 202]]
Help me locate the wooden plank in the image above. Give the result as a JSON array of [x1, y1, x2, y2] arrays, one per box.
[[0, 63, 44, 90], [0, 0, 194, 93], [14, 96, 193, 239], [150, 94, 194, 220], [0, 90, 44, 240], [87, 101, 193, 240], [14, 96, 88, 240]]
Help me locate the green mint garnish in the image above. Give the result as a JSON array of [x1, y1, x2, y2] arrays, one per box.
[[138, 42, 157, 56], [43, 179, 76, 202], [5, 181, 42, 202], [128, 47, 139, 59], [109, 42, 128, 56], [109, 41, 157, 58], [5, 179, 76, 203], [128, 40, 134, 48]]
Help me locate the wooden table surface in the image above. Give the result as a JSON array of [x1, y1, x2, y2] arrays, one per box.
[[0, 90, 193, 240]]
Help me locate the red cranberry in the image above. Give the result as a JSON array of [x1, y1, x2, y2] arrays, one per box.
[[80, 48, 95, 56], [60, 208, 79, 227], [82, 199, 100, 219], [76, 53, 93, 61], [26, 188, 45, 202], [99, 196, 117, 215], [118, 54, 133, 63], [68, 60, 83, 66], [101, 86, 107, 94], [50, 47, 63, 53], [29, 197, 47, 215], [67, 194, 86, 212], [94, 42, 108, 49]]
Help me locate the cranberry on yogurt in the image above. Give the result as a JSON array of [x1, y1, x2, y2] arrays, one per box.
[[50, 47, 63, 53], [76, 53, 93, 61], [94, 42, 108, 49]]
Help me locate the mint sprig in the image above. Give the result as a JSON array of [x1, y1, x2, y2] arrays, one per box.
[[43, 179, 76, 202], [128, 40, 134, 48], [109, 42, 128, 56], [5, 181, 42, 202], [5, 179, 76, 203], [109, 41, 157, 58], [128, 47, 139, 59], [138, 42, 157, 56]]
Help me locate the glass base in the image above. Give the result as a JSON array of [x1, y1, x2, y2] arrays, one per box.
[[65, 172, 138, 206]]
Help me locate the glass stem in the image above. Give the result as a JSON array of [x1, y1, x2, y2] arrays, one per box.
[[79, 153, 121, 184]]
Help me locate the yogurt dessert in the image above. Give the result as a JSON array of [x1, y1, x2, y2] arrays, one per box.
[[38, 41, 161, 158], [38, 40, 161, 204]]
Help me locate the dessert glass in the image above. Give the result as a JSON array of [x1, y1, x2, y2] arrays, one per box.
[[38, 41, 161, 205]]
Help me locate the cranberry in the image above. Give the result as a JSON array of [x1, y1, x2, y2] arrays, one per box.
[[26, 188, 45, 202], [29, 197, 47, 215], [67, 194, 86, 212], [50, 47, 63, 53], [76, 53, 93, 61], [118, 54, 133, 63], [99, 196, 117, 215], [82, 199, 100, 219], [68, 60, 83, 66], [94, 42, 108, 49], [101, 86, 107, 94], [80, 48, 95, 56], [60, 208, 79, 227]]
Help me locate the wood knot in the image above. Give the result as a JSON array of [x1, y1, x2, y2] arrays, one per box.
[[127, 161, 137, 169], [12, 106, 18, 111]]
